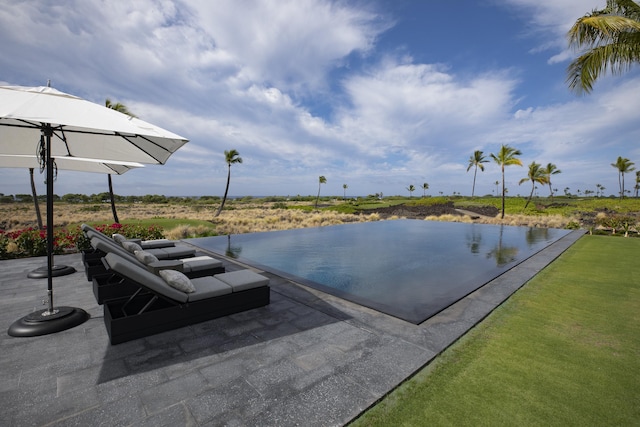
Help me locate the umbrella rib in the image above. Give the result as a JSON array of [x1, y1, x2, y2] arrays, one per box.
[[118, 133, 165, 164], [0, 119, 43, 130], [52, 126, 72, 157]]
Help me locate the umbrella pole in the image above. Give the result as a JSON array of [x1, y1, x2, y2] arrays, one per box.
[[26, 133, 75, 279], [44, 126, 55, 314], [7, 124, 89, 337]]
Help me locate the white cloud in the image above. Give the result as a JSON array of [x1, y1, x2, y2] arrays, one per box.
[[503, 0, 606, 63], [0, 0, 638, 198], [188, 0, 388, 93]]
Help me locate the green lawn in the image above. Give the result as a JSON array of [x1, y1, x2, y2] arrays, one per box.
[[352, 235, 640, 426]]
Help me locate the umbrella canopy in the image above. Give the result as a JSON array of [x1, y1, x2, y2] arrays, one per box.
[[0, 85, 187, 164], [0, 85, 188, 338], [0, 154, 144, 175]]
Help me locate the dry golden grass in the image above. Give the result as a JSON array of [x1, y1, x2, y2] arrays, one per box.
[[0, 201, 577, 236], [211, 208, 380, 235], [0, 202, 381, 235], [424, 212, 577, 229], [0, 202, 218, 229]]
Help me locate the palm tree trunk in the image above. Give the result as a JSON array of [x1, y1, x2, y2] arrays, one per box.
[[315, 184, 321, 208], [29, 168, 43, 230], [548, 182, 554, 200], [619, 172, 623, 199], [500, 167, 505, 219], [108, 174, 119, 223], [524, 182, 534, 209], [472, 166, 478, 197], [215, 166, 231, 217]]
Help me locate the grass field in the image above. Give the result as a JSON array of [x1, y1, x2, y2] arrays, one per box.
[[352, 235, 640, 426]]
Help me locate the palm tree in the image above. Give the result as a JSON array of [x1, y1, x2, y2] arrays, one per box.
[[490, 145, 523, 219], [407, 184, 415, 197], [466, 150, 488, 197], [215, 149, 243, 217], [543, 163, 562, 199], [105, 98, 137, 117], [635, 171, 640, 197], [494, 180, 500, 196], [422, 182, 429, 197], [315, 176, 326, 208], [519, 162, 549, 209], [105, 98, 137, 223], [567, 0, 640, 94], [343, 183, 348, 200], [611, 156, 636, 199]]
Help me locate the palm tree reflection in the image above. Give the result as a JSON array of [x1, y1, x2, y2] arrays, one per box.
[[487, 225, 519, 266], [466, 226, 482, 254], [525, 227, 549, 246], [225, 235, 242, 259]]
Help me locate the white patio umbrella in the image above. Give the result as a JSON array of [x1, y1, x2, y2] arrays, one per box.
[[0, 154, 144, 174], [0, 85, 188, 337]]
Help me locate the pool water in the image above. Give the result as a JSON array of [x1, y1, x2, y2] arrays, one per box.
[[189, 220, 571, 323]]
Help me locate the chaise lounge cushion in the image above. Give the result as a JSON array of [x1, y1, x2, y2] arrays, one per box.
[[148, 246, 196, 260], [103, 253, 266, 303], [181, 256, 222, 273], [189, 277, 234, 301], [214, 270, 270, 292], [87, 229, 196, 260], [139, 239, 175, 249], [81, 224, 177, 250], [89, 236, 224, 280], [159, 269, 196, 293]]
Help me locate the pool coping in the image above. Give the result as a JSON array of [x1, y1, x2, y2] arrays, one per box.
[[0, 228, 585, 426]]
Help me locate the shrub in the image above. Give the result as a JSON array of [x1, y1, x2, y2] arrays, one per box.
[[565, 221, 581, 230], [0, 223, 166, 260]]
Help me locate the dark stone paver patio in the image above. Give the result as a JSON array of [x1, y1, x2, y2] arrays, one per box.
[[0, 229, 584, 426]]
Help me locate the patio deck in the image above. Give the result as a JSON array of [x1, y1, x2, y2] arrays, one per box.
[[0, 229, 584, 426]]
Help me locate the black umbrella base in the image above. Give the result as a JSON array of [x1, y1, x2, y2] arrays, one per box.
[[7, 306, 90, 337], [27, 264, 76, 279]]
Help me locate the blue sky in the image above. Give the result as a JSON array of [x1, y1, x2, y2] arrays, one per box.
[[1, 0, 639, 198]]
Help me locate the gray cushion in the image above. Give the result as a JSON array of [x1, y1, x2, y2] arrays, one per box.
[[140, 239, 175, 249], [148, 246, 196, 260], [159, 269, 195, 293], [112, 233, 127, 243], [181, 256, 223, 272], [121, 241, 142, 253], [187, 277, 232, 301], [134, 250, 159, 265], [215, 270, 269, 292]]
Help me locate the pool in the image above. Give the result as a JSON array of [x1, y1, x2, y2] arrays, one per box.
[[189, 220, 571, 323]]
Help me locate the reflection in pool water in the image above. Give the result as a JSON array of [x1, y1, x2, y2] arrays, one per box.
[[189, 220, 570, 324]]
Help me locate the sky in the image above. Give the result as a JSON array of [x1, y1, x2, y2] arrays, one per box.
[[1, 0, 639, 199]]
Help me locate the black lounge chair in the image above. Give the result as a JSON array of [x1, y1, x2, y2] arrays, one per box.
[[81, 223, 177, 249], [82, 228, 197, 282], [84, 228, 196, 260], [88, 237, 225, 303], [101, 252, 270, 344]]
